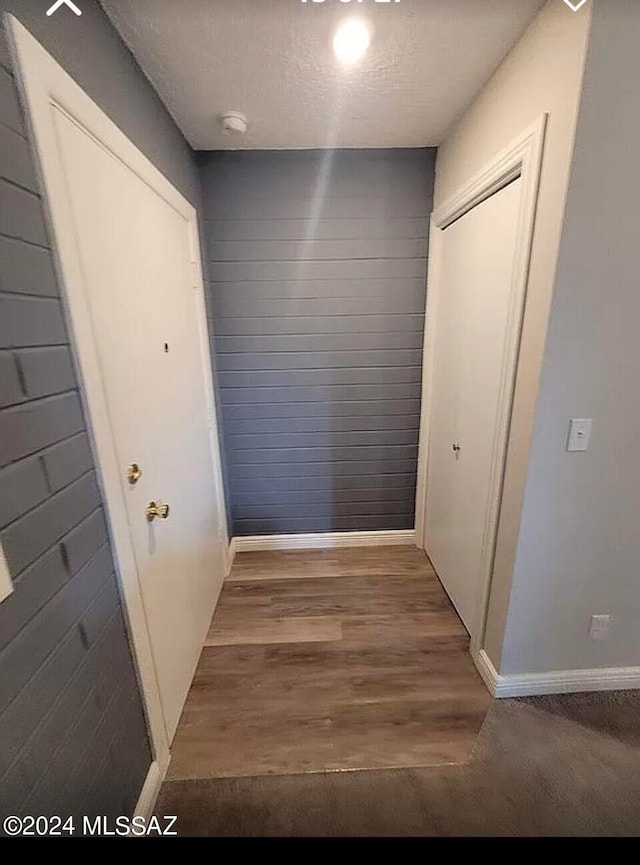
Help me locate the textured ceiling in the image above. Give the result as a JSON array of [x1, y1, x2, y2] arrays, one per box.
[[102, 0, 544, 151]]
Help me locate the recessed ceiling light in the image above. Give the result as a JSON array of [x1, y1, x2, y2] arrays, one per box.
[[333, 18, 371, 66]]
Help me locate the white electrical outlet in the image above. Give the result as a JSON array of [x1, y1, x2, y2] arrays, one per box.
[[589, 614, 611, 641]]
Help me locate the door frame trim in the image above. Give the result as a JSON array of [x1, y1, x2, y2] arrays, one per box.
[[7, 15, 229, 772], [415, 115, 547, 657]]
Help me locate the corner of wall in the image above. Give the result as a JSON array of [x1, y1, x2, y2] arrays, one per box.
[[497, 0, 640, 677], [431, 0, 594, 673]]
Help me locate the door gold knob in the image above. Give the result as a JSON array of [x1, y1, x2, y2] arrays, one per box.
[[146, 501, 170, 522], [127, 462, 143, 485]]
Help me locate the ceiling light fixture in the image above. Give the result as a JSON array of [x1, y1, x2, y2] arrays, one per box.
[[333, 18, 371, 66]]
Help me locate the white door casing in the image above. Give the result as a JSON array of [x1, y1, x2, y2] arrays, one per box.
[[8, 16, 229, 772], [415, 117, 546, 655], [0, 541, 13, 605]]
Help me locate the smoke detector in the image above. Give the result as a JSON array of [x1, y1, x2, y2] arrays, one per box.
[[220, 111, 248, 136]]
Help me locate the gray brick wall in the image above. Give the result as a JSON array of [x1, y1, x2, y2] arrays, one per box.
[[0, 53, 150, 823], [199, 149, 435, 536], [0, 0, 199, 206]]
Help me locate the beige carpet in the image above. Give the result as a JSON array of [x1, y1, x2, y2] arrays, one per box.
[[158, 690, 640, 836]]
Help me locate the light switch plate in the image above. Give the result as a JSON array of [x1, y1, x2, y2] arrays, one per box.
[[0, 543, 14, 605], [589, 614, 611, 641], [567, 418, 592, 452]]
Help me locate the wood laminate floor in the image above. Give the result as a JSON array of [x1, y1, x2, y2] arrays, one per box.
[[167, 546, 491, 780]]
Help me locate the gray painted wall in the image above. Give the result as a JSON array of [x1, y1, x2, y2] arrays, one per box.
[[434, 0, 593, 668], [0, 6, 186, 821], [497, 0, 640, 674], [0, 2, 232, 539], [0, 0, 199, 205], [199, 149, 435, 536]]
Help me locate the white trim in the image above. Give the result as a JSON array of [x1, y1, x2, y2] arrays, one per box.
[[189, 241, 231, 569], [132, 758, 168, 821], [0, 542, 14, 605], [474, 649, 500, 695], [414, 215, 441, 550], [415, 116, 547, 654], [226, 536, 237, 573], [232, 530, 415, 553], [476, 650, 640, 698], [7, 17, 229, 767]]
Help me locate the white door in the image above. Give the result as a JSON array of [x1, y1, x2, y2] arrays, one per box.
[[425, 178, 522, 633], [51, 111, 225, 740]]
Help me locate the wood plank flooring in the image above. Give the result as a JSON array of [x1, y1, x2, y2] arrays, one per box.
[[167, 546, 491, 780]]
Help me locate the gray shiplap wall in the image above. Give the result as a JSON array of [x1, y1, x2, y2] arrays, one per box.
[[199, 149, 435, 536], [0, 43, 150, 822]]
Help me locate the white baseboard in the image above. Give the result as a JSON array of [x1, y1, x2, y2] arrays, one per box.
[[474, 649, 500, 694], [232, 529, 416, 553], [475, 649, 640, 698], [133, 759, 167, 821], [226, 536, 237, 573]]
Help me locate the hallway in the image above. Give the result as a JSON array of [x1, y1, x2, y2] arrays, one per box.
[[162, 547, 640, 837], [2, 1, 640, 834], [167, 547, 491, 780]]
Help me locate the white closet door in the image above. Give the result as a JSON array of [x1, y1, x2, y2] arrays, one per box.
[[425, 178, 522, 633]]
